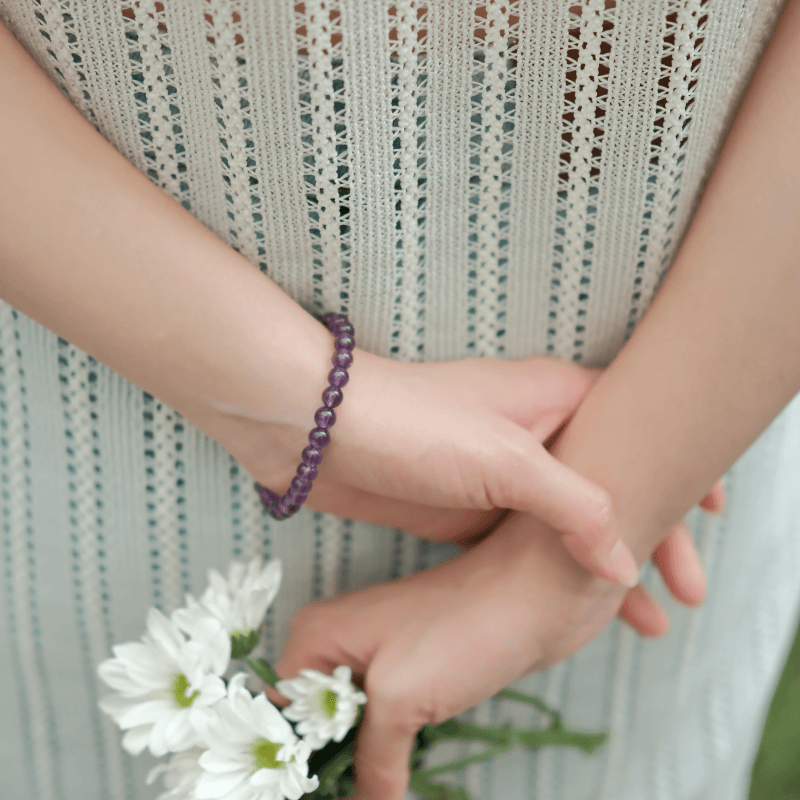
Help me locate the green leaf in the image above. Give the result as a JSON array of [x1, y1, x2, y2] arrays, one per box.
[[231, 629, 260, 659], [245, 656, 280, 688]]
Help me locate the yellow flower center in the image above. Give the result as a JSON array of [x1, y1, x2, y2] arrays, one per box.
[[170, 673, 199, 709], [251, 738, 285, 770], [320, 688, 339, 719]]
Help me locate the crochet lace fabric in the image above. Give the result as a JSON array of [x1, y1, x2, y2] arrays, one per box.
[[1, 0, 782, 366], [0, 3, 795, 800]]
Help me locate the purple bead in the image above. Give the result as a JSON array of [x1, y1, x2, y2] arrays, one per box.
[[289, 475, 312, 492], [314, 407, 336, 429], [296, 463, 318, 481], [301, 445, 324, 466], [309, 427, 330, 449], [328, 368, 349, 389], [335, 322, 354, 335], [332, 350, 353, 370], [322, 386, 343, 408], [335, 334, 355, 352], [284, 491, 306, 508], [256, 484, 280, 505]]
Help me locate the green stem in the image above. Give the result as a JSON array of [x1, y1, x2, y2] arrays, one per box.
[[408, 773, 475, 800], [245, 656, 280, 688], [410, 718, 607, 782], [412, 725, 516, 780], [493, 688, 561, 722], [511, 726, 607, 754]]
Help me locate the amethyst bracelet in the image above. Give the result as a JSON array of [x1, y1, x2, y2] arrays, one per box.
[[254, 312, 354, 521]]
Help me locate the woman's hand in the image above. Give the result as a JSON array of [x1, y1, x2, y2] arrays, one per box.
[[268, 511, 632, 800], [215, 351, 646, 584], [459, 482, 719, 638], [215, 349, 723, 592]]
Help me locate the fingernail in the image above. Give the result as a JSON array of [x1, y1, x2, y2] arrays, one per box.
[[606, 540, 639, 588]]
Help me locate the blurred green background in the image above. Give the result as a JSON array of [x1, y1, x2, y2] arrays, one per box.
[[749, 616, 800, 800]]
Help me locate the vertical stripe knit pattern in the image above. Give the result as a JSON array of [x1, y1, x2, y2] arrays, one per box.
[[0, 2, 797, 800]]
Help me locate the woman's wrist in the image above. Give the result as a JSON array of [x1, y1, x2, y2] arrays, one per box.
[[184, 306, 363, 490], [548, 401, 683, 568], [0, 19, 341, 471]]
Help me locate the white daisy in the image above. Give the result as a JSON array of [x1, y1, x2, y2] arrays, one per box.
[[98, 608, 229, 757], [276, 665, 367, 750], [173, 559, 282, 661], [204, 558, 283, 634], [147, 748, 205, 800], [171, 594, 243, 663], [196, 673, 319, 800]]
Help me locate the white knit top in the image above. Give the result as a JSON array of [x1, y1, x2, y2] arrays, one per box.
[[1, 2, 799, 799]]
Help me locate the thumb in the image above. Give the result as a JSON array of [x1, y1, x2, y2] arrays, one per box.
[[347, 693, 419, 800]]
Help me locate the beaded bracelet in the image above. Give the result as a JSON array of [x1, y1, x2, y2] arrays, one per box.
[[254, 312, 354, 521]]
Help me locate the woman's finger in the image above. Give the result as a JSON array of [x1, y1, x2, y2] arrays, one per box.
[[345, 689, 420, 800], [617, 584, 670, 637], [699, 479, 726, 513], [486, 428, 639, 588], [652, 522, 706, 606]]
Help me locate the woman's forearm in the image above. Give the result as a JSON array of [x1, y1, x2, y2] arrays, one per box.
[[0, 21, 331, 436], [551, 0, 800, 565]]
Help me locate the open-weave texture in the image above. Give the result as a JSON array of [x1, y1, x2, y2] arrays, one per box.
[[1, 2, 799, 799]]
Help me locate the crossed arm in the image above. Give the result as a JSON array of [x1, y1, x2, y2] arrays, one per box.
[[552, 0, 800, 567]]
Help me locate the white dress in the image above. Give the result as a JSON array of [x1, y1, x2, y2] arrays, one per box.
[[0, 2, 798, 799]]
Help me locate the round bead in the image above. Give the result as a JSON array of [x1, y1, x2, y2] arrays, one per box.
[[301, 445, 324, 466], [257, 485, 280, 506], [296, 463, 318, 481], [308, 427, 330, 449], [291, 474, 313, 491], [322, 386, 343, 408], [335, 322, 354, 335], [314, 407, 336, 429], [335, 334, 355, 352], [332, 350, 353, 370], [283, 489, 308, 506], [328, 368, 349, 389]]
